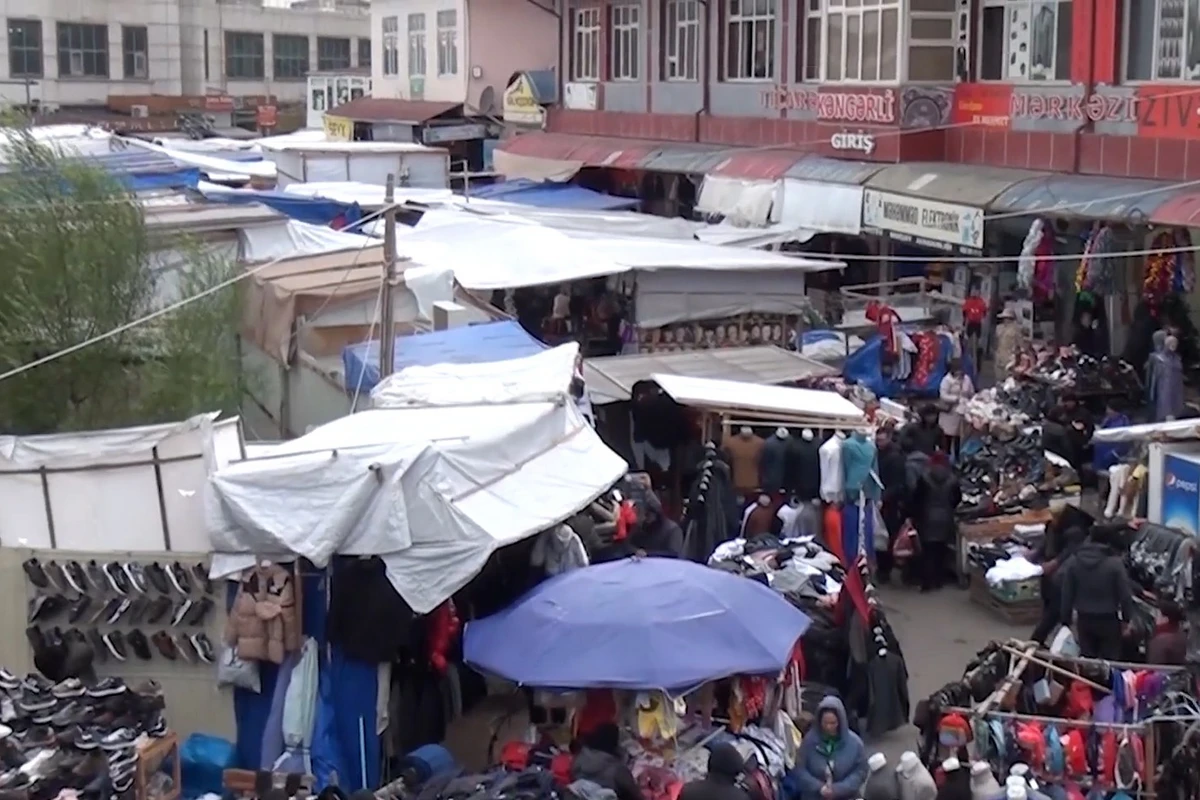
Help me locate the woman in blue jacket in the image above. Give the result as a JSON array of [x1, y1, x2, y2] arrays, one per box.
[[785, 696, 868, 800]]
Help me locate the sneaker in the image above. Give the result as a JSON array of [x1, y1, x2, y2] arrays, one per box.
[[166, 563, 193, 596], [107, 748, 136, 771], [169, 599, 194, 627], [144, 714, 167, 738], [124, 597, 149, 625], [0, 672, 19, 692], [98, 729, 136, 751], [66, 595, 92, 625], [142, 563, 171, 595], [60, 562, 88, 595], [71, 728, 100, 750], [85, 630, 108, 664], [171, 633, 195, 663], [121, 563, 149, 595], [27, 594, 65, 624], [50, 679, 84, 700], [47, 703, 84, 728], [105, 598, 132, 625], [21, 560, 49, 590], [85, 678, 126, 700], [131, 680, 162, 700], [21, 675, 51, 693], [100, 632, 128, 662], [88, 597, 121, 626], [42, 561, 67, 592], [28, 704, 57, 725], [190, 633, 215, 664], [143, 596, 173, 626], [192, 562, 214, 595], [181, 597, 214, 627], [15, 690, 55, 713], [150, 632, 177, 661], [84, 561, 108, 594], [102, 563, 132, 595], [126, 631, 152, 661]]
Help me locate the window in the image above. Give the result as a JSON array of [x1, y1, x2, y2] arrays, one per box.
[[358, 37, 371, 68], [122, 25, 147, 79], [801, 0, 820, 80], [572, 7, 601, 81], [57, 23, 108, 78], [978, 0, 1072, 81], [273, 34, 309, 79], [407, 14, 425, 76], [225, 31, 264, 79], [382, 16, 399, 76], [203, 29, 210, 80], [1125, 0, 1200, 80], [664, 0, 700, 80], [823, 0, 900, 81], [8, 19, 42, 78], [318, 36, 351, 70], [610, 4, 640, 80], [724, 0, 775, 80], [436, 10, 458, 76], [907, 0, 956, 81]]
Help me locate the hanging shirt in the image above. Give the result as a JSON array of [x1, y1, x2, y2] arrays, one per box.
[[819, 435, 844, 503], [841, 435, 881, 501]]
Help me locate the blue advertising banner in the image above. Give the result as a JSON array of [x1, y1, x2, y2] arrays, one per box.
[[1163, 454, 1200, 535]]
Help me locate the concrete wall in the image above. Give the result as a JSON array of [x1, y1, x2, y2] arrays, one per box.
[[370, 0, 467, 102], [466, 0, 558, 114]]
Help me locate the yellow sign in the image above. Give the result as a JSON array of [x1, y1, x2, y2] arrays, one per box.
[[323, 114, 352, 141], [503, 74, 544, 126]]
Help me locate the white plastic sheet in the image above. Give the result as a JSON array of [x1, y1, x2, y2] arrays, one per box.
[[129, 139, 278, 179], [696, 176, 780, 226], [1092, 418, 1200, 443], [778, 179, 864, 235], [651, 373, 866, 423], [240, 220, 379, 262]]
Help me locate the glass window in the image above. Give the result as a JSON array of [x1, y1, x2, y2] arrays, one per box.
[[610, 3, 641, 80], [318, 37, 351, 71], [358, 37, 371, 68], [8, 19, 43, 78], [978, 0, 1073, 81], [572, 7, 601, 81], [382, 16, 399, 76], [407, 14, 426, 76], [822, 0, 903, 82], [122, 25, 147, 79], [724, 0, 776, 80], [225, 31, 265, 79], [664, 0, 700, 81], [58, 23, 108, 78], [273, 34, 309, 79], [436, 10, 458, 76]]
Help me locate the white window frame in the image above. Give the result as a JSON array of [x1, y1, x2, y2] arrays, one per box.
[[382, 16, 399, 76], [436, 10, 458, 76], [572, 7, 601, 81], [610, 3, 641, 80], [723, 0, 776, 82], [978, 0, 1072, 82], [821, 0, 902, 83], [664, 0, 700, 81], [406, 14, 425, 77], [1123, 0, 1200, 81], [802, 0, 822, 81]]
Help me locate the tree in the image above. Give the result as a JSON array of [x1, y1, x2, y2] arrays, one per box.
[[0, 127, 248, 434]]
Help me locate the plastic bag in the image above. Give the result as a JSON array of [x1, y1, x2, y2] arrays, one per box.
[[217, 645, 261, 692], [892, 522, 918, 561]]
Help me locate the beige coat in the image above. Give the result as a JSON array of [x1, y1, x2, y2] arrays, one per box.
[[994, 321, 1024, 380], [224, 564, 301, 663]]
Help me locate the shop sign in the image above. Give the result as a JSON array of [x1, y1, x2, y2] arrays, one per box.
[[1136, 86, 1200, 139], [862, 189, 984, 251], [760, 87, 897, 124], [1010, 91, 1137, 123], [422, 123, 487, 144], [503, 73, 544, 126], [830, 131, 876, 155], [323, 114, 353, 142], [1162, 454, 1200, 534]]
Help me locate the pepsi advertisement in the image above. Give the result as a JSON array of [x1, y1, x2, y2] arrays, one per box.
[[1163, 454, 1200, 536]]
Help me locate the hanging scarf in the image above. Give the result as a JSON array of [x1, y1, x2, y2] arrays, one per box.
[[1081, 224, 1115, 294], [1017, 219, 1043, 289], [1143, 231, 1176, 306]]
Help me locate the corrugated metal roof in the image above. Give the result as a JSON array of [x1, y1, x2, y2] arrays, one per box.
[[638, 144, 732, 175], [866, 162, 1045, 207], [327, 98, 461, 124], [1149, 191, 1200, 227], [784, 156, 885, 186], [499, 133, 655, 169], [992, 175, 1181, 221], [584, 346, 835, 404], [711, 149, 807, 180]]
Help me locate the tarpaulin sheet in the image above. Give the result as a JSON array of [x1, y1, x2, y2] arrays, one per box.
[[842, 332, 973, 398], [198, 183, 363, 227], [466, 179, 638, 211]]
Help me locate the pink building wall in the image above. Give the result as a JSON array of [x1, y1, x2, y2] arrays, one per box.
[[467, 0, 558, 114]]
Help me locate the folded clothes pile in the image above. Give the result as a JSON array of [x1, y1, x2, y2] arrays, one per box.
[[0, 672, 170, 800], [959, 388, 1036, 431], [23, 558, 215, 666]]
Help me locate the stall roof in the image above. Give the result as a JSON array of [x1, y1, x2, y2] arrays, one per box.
[[710, 149, 807, 181], [865, 162, 1044, 207], [638, 144, 733, 175], [783, 156, 885, 186], [991, 174, 1183, 221], [498, 132, 656, 170], [651, 373, 865, 423], [326, 98, 461, 124], [466, 179, 638, 211], [1091, 417, 1200, 443], [584, 346, 836, 404]]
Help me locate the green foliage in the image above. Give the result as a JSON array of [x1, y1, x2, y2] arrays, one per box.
[[0, 127, 247, 433]]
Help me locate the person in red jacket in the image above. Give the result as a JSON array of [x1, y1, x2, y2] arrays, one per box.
[[962, 293, 988, 366]]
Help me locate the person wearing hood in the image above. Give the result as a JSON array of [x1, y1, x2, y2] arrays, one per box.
[[786, 696, 868, 800], [909, 451, 960, 592], [571, 723, 645, 800], [679, 743, 750, 800], [1060, 525, 1134, 660], [1030, 525, 1087, 644]]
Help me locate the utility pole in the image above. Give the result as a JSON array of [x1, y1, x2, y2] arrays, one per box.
[[379, 173, 398, 379]]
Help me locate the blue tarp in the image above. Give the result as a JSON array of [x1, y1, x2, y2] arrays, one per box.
[[342, 320, 546, 394], [464, 557, 811, 691], [842, 332, 975, 398], [466, 179, 639, 210], [73, 150, 202, 192], [201, 187, 363, 228]]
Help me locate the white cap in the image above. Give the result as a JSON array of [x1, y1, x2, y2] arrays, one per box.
[[868, 753, 887, 772], [1006, 786, 1027, 800], [942, 757, 961, 772], [757, 494, 771, 506], [970, 762, 991, 777]]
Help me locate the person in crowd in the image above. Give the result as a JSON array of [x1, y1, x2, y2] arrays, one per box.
[[679, 743, 750, 800], [993, 308, 1024, 383], [1147, 603, 1188, 665], [1029, 525, 1087, 645], [909, 451, 960, 592], [571, 723, 645, 800], [875, 426, 908, 585], [901, 405, 942, 456], [786, 696, 868, 800], [1060, 524, 1135, 660], [1093, 402, 1131, 492], [938, 360, 974, 457], [1073, 308, 1103, 358], [1148, 331, 1185, 422]]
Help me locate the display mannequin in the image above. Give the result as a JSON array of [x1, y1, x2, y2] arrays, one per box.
[[759, 427, 789, 494], [863, 753, 900, 800], [937, 758, 970, 800], [969, 762, 1000, 800], [783, 427, 822, 501], [723, 427, 765, 497], [819, 432, 845, 503], [741, 494, 776, 537], [896, 751, 936, 800], [841, 431, 881, 502], [1149, 332, 1184, 422]]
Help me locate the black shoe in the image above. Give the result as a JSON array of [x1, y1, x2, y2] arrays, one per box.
[[84, 561, 108, 594], [99, 728, 136, 751], [124, 597, 149, 625], [16, 688, 55, 713], [167, 563, 193, 596], [86, 630, 108, 664], [182, 597, 214, 627], [191, 633, 215, 663], [170, 599, 195, 627], [66, 595, 92, 624], [102, 563, 132, 595], [101, 632, 128, 662], [89, 597, 121, 626], [61, 562, 89, 595], [43, 561, 67, 592], [21, 560, 49, 589], [85, 678, 126, 700], [143, 596, 172, 626], [106, 598, 132, 625], [0, 672, 18, 692], [28, 594, 66, 624], [51, 679, 85, 700], [121, 563, 149, 595], [192, 563, 214, 595], [126, 631, 152, 661], [143, 563, 171, 595]]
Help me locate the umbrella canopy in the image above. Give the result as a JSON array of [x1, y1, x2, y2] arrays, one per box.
[[463, 557, 811, 690]]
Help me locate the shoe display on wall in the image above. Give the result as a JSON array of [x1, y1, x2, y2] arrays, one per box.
[[124, 597, 149, 626], [149, 632, 177, 661], [190, 633, 215, 664], [100, 632, 128, 662], [21, 560, 49, 590], [101, 563, 132, 596], [61, 562, 89, 595], [170, 634, 195, 663], [66, 595, 92, 625], [166, 563, 193, 596], [84, 561, 108, 594], [125, 631, 152, 662], [143, 596, 172, 626], [169, 599, 194, 628], [105, 599, 132, 626], [143, 563, 171, 595], [181, 597, 214, 627], [42, 562, 67, 592], [88, 598, 120, 627], [121, 563, 150, 595], [191, 562, 214, 595]]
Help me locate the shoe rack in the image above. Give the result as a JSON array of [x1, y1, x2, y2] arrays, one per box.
[[134, 730, 181, 800]]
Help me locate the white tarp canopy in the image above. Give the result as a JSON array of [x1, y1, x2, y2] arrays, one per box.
[[239, 219, 379, 262], [652, 373, 866, 425], [129, 138, 278, 179], [1092, 418, 1200, 444], [206, 344, 626, 613], [696, 176, 780, 226]]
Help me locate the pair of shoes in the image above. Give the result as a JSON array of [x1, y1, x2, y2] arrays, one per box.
[[170, 597, 214, 627], [22, 560, 88, 595], [151, 631, 214, 663]]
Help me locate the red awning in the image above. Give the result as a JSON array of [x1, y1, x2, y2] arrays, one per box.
[[710, 149, 808, 181], [1149, 192, 1200, 227], [498, 133, 656, 169]]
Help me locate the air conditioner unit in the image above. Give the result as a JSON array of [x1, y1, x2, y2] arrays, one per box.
[[131, 104, 149, 118]]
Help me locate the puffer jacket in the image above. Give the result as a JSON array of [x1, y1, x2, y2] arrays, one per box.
[[224, 564, 301, 663]]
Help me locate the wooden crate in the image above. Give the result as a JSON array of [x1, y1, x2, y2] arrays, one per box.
[[136, 731, 181, 800], [955, 507, 1054, 587], [969, 570, 1042, 625]]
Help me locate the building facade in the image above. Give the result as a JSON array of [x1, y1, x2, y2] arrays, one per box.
[[0, 0, 371, 108]]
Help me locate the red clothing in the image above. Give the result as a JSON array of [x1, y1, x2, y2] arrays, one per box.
[[963, 296, 988, 325]]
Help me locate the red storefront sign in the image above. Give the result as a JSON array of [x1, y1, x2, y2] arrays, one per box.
[[1136, 85, 1200, 138], [1010, 90, 1137, 123], [760, 87, 897, 124], [951, 84, 1013, 128]]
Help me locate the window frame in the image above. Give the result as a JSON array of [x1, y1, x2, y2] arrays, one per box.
[[821, 0, 903, 83], [224, 30, 265, 80], [358, 37, 371, 68], [609, 3, 641, 81], [723, 0, 777, 82], [273, 33, 309, 80], [407, 13, 426, 77], [800, 0, 822, 81], [1122, 0, 1200, 82], [8, 19, 43, 79], [57, 22, 109, 79], [436, 9, 458, 76], [663, 0, 700, 81], [571, 6, 602, 82], [976, 0, 1073, 83], [121, 25, 147, 79], [317, 36, 352, 71], [382, 16, 399, 76]]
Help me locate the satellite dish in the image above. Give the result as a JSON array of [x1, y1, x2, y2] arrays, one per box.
[[478, 85, 496, 114]]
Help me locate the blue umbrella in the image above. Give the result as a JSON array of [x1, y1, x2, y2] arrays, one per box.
[[463, 557, 811, 691]]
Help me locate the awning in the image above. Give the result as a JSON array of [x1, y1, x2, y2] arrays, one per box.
[[327, 98, 461, 124], [584, 346, 836, 404], [990, 174, 1181, 221], [497, 132, 656, 169], [467, 179, 639, 211], [696, 175, 779, 225], [784, 156, 885, 186], [639, 144, 732, 175], [1150, 191, 1200, 226], [711, 149, 807, 180], [778, 179, 863, 235], [866, 162, 1043, 207], [1092, 418, 1200, 444], [651, 373, 866, 426]]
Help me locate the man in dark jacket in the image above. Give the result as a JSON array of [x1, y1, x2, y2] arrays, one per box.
[[1029, 525, 1087, 644], [679, 743, 750, 800], [571, 723, 645, 800], [1060, 525, 1135, 660], [874, 427, 908, 584], [900, 406, 941, 456], [909, 451, 960, 592]]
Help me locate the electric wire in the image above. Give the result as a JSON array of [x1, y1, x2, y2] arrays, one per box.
[[348, 278, 388, 413]]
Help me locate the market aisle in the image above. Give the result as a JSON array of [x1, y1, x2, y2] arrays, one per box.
[[870, 583, 1028, 763]]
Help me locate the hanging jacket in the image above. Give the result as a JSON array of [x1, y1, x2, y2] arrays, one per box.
[[862, 766, 901, 800], [724, 434, 765, 495], [760, 435, 789, 494], [819, 436, 844, 503], [866, 651, 911, 737], [224, 564, 301, 664], [786, 696, 868, 800], [841, 434, 881, 501], [782, 436, 822, 500]]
